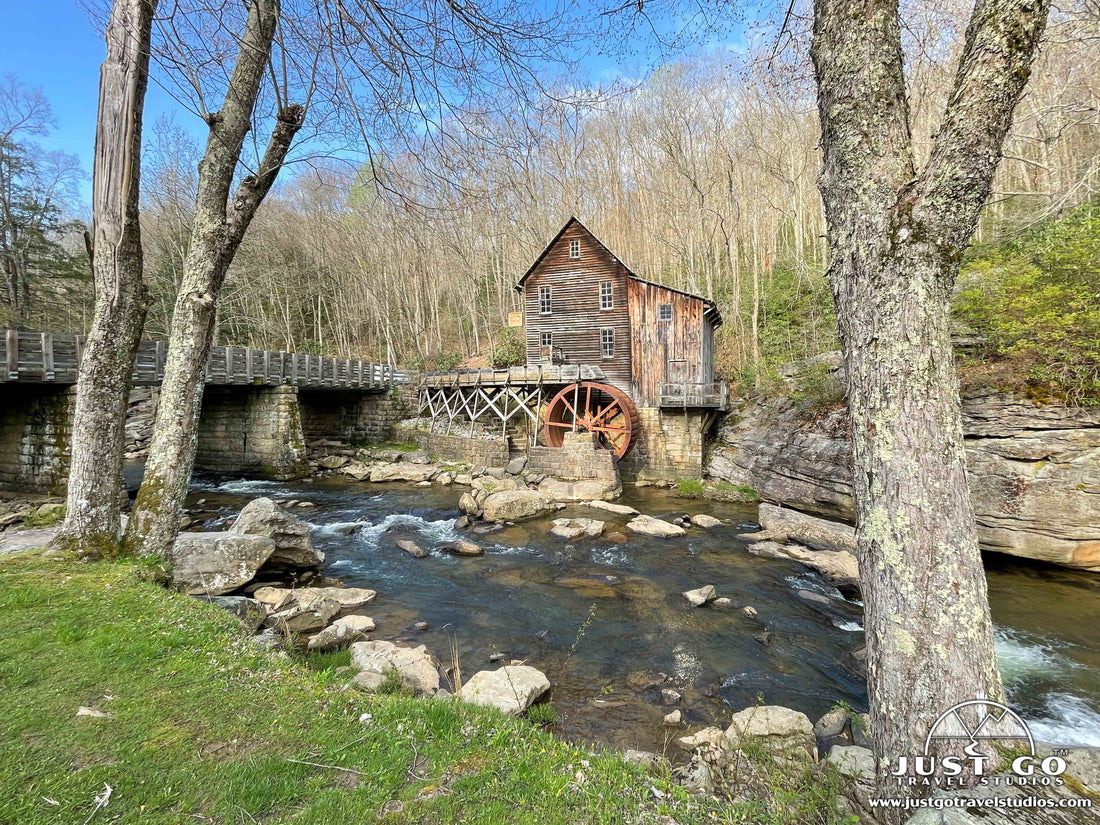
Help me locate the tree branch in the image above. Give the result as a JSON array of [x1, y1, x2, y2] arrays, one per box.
[[912, 0, 1051, 258], [225, 103, 304, 253]]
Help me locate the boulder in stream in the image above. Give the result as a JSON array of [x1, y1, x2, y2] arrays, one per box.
[[458, 665, 550, 715], [481, 490, 554, 523], [627, 515, 685, 538], [230, 497, 324, 568], [169, 532, 275, 595]]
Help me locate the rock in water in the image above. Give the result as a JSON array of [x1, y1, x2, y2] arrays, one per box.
[[458, 493, 481, 516], [626, 515, 686, 538], [550, 517, 606, 540], [369, 463, 436, 483], [442, 540, 483, 556], [584, 499, 639, 516], [722, 705, 816, 760], [342, 461, 372, 481], [538, 477, 622, 501], [396, 539, 429, 558], [169, 532, 275, 595], [230, 497, 324, 568], [690, 513, 722, 528], [458, 665, 550, 715], [480, 490, 554, 523], [683, 585, 717, 606], [350, 640, 440, 695]]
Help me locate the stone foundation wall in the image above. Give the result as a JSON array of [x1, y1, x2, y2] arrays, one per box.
[[299, 384, 418, 443], [194, 386, 309, 479], [0, 385, 76, 494], [620, 407, 711, 482], [527, 431, 618, 481], [391, 425, 509, 466]]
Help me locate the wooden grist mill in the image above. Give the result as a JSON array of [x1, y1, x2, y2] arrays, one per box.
[[417, 217, 728, 465]]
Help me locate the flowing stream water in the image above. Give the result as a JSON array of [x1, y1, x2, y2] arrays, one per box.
[[184, 474, 1100, 754]]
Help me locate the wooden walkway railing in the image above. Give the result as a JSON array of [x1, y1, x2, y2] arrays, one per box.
[[0, 329, 405, 390]]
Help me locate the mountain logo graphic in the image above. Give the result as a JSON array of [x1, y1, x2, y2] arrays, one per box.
[[924, 699, 1034, 758]]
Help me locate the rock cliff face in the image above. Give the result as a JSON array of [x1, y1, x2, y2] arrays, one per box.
[[707, 393, 1100, 572]]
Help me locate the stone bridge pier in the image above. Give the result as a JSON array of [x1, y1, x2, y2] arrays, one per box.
[[0, 383, 417, 493]]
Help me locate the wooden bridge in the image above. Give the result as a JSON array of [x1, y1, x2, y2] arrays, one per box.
[[1, 329, 405, 390]]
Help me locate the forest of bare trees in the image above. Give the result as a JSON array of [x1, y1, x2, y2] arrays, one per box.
[[123, 3, 1094, 386], [5, 0, 1099, 386]]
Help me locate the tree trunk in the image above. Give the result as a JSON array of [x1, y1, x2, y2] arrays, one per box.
[[810, 0, 1049, 802], [124, 0, 302, 557], [53, 0, 156, 558]]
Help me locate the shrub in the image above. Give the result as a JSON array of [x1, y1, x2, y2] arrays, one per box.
[[491, 326, 526, 369], [956, 199, 1100, 404]]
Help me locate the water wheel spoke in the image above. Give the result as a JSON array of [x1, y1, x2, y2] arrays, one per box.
[[543, 381, 638, 457]]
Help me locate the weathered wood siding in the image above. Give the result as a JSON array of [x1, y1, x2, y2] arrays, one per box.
[[628, 281, 708, 407], [522, 223, 633, 392]]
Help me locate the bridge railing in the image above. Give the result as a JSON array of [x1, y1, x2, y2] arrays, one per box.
[[1, 329, 406, 390], [658, 381, 730, 410]]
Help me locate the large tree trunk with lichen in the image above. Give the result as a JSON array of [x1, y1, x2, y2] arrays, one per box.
[[123, 0, 303, 557], [809, 0, 1049, 801], [53, 0, 156, 558]]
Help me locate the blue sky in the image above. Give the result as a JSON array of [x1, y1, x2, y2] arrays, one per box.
[[0, 0, 194, 208], [0, 1, 745, 210]]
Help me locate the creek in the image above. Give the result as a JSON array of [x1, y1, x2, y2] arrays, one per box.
[[184, 474, 1100, 754]]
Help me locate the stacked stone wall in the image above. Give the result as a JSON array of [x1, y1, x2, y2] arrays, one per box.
[[0, 385, 75, 494], [619, 407, 710, 482], [391, 425, 509, 466], [526, 431, 618, 482], [193, 386, 309, 479], [299, 384, 418, 443]]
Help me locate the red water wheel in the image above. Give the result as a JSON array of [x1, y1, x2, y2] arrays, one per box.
[[543, 382, 640, 459]]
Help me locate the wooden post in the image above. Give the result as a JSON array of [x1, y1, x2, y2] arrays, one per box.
[[41, 333, 54, 380], [154, 340, 165, 382], [6, 330, 19, 379]]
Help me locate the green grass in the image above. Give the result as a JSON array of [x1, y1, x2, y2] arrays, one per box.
[[1, 550, 794, 825], [672, 479, 758, 503], [673, 479, 705, 498], [526, 702, 559, 728]]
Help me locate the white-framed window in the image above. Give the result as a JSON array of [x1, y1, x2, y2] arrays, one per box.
[[601, 328, 614, 358], [658, 303, 673, 322], [540, 331, 553, 348], [569, 239, 580, 258], [600, 280, 613, 310], [539, 285, 552, 314]]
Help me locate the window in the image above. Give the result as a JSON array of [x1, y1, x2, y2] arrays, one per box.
[[601, 328, 614, 358], [658, 303, 673, 322], [600, 280, 613, 310], [569, 239, 580, 258], [539, 285, 552, 314], [540, 331, 553, 348]]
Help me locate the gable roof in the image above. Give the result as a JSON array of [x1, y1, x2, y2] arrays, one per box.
[[514, 217, 723, 327]]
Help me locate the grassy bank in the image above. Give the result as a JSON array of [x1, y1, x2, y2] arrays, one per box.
[[0, 550, 843, 824]]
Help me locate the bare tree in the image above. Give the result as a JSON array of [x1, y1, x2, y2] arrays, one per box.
[[809, 0, 1049, 802], [52, 0, 157, 558], [124, 0, 303, 556], [0, 76, 84, 320]]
